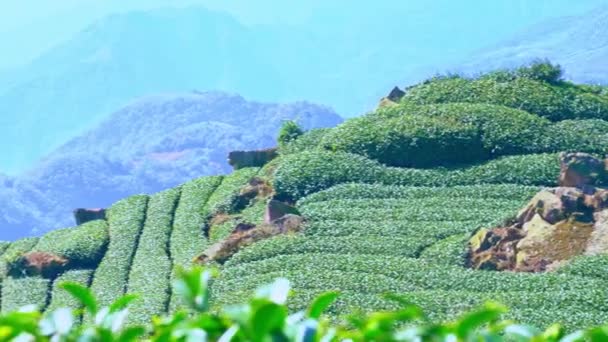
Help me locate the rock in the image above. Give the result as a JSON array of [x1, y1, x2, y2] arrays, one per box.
[[468, 226, 524, 271], [195, 213, 305, 264], [271, 214, 305, 233], [378, 86, 406, 108], [73, 208, 106, 225], [387, 86, 406, 102], [467, 151, 608, 273], [228, 148, 278, 170], [558, 152, 607, 189], [516, 215, 594, 271], [10, 252, 69, 278], [515, 190, 565, 225], [585, 209, 608, 255], [264, 200, 300, 224]]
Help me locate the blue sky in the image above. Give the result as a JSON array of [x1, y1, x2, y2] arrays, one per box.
[[1, 0, 606, 71]]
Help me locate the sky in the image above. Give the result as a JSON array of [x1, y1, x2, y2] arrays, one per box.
[[1, 0, 607, 71]]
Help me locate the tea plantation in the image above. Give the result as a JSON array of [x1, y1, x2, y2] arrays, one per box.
[[2, 62, 608, 333]]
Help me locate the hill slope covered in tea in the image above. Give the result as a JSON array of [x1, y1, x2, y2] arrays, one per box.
[[2, 62, 608, 330]]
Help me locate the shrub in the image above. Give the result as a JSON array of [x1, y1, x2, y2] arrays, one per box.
[[1, 276, 50, 313], [274, 151, 559, 201], [86, 195, 148, 321], [515, 60, 563, 84], [0, 242, 9, 256], [9, 267, 608, 341], [277, 120, 304, 148], [551, 119, 608, 153], [321, 112, 486, 167], [28, 220, 109, 270], [299, 183, 539, 205], [127, 188, 180, 326], [226, 235, 437, 265], [557, 254, 608, 280], [273, 151, 384, 201], [205, 167, 259, 214], [0, 237, 39, 279], [169, 176, 222, 311], [278, 127, 331, 155], [402, 74, 608, 121], [46, 269, 93, 315], [394, 103, 552, 156], [419, 233, 470, 266]]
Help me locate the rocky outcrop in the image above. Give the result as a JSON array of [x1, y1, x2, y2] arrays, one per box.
[[468, 152, 608, 272], [228, 148, 278, 170], [195, 202, 304, 264], [264, 200, 300, 224], [73, 208, 106, 225], [9, 252, 69, 278], [378, 86, 406, 108]]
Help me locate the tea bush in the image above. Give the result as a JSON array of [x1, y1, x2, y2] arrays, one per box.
[[46, 269, 93, 314], [274, 151, 559, 201], [205, 167, 259, 214], [126, 188, 180, 326], [279, 127, 331, 155], [550, 119, 608, 153], [419, 233, 470, 266], [299, 183, 539, 205], [402, 75, 608, 121], [557, 254, 608, 281], [6, 267, 607, 341], [169, 176, 221, 310], [321, 112, 486, 167], [29, 220, 109, 269], [86, 195, 148, 321], [1, 276, 50, 313]]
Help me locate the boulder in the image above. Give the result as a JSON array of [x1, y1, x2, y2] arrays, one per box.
[[516, 215, 594, 271], [558, 152, 607, 189], [228, 148, 278, 170], [73, 208, 106, 225], [264, 200, 300, 224], [468, 153, 608, 272], [195, 213, 305, 264], [10, 252, 69, 278]]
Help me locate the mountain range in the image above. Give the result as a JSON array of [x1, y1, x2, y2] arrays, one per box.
[[456, 5, 608, 84], [0, 92, 341, 241]]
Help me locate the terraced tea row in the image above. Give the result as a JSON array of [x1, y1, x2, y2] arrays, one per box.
[[212, 183, 608, 330], [0, 168, 260, 318]]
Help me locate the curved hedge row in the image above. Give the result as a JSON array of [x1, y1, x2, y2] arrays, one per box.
[[321, 103, 559, 167], [1, 276, 50, 313], [30, 220, 109, 269], [320, 103, 608, 168], [274, 151, 559, 201], [127, 188, 180, 326], [299, 183, 539, 205], [86, 195, 148, 322], [401, 76, 608, 121], [321, 111, 487, 167], [419, 233, 469, 266], [46, 269, 94, 315]]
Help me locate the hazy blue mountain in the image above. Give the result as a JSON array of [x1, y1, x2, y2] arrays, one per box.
[[456, 6, 608, 84], [5, 3, 603, 174], [0, 92, 341, 241]]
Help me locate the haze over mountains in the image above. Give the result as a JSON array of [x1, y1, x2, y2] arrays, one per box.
[[1, 2, 608, 241], [456, 5, 608, 84], [0, 92, 341, 241], [2, 1, 605, 175]]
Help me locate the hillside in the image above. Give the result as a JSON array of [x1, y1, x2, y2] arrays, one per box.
[[0, 92, 341, 240], [457, 6, 608, 84], [2, 62, 608, 331]]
